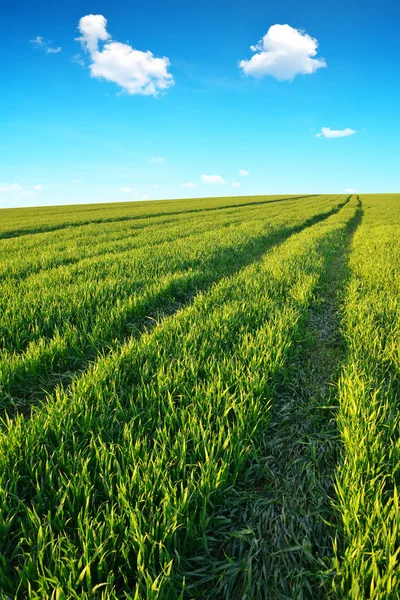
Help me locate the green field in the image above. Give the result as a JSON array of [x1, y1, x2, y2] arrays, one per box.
[[0, 193, 399, 599]]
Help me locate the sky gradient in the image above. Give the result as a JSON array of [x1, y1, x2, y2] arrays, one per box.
[[1, 0, 399, 207]]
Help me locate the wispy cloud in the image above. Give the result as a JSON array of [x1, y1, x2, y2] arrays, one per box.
[[71, 53, 85, 67], [150, 157, 165, 164], [120, 186, 132, 193], [232, 182, 241, 188], [239, 169, 249, 176], [201, 174, 228, 184], [316, 127, 356, 138], [76, 14, 174, 96], [181, 182, 197, 188], [33, 184, 43, 191], [344, 187, 359, 193], [0, 183, 38, 205], [30, 36, 62, 54], [239, 24, 326, 81]]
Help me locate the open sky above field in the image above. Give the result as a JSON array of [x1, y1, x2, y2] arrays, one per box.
[[1, 0, 399, 207]]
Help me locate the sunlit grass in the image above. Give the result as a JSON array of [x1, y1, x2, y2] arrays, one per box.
[[0, 193, 399, 598], [333, 194, 400, 599]]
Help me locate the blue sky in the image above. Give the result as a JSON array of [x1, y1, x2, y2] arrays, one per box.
[[1, 0, 399, 207]]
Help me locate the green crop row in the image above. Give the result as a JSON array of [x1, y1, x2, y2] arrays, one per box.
[[0, 196, 358, 598], [0, 196, 341, 281], [2, 193, 399, 599], [333, 195, 400, 598], [0, 195, 345, 415], [0, 194, 306, 239]]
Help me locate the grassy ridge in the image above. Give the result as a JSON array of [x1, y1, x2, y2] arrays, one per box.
[[0, 196, 357, 598]]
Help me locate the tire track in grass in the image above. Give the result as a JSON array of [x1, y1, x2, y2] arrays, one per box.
[[0, 215, 247, 282], [197, 198, 363, 600], [0, 196, 319, 282], [0, 212, 252, 286], [332, 194, 400, 599], [0, 194, 307, 241], [0, 201, 272, 280], [0, 199, 340, 347], [0, 198, 351, 420], [0, 199, 356, 599], [0, 195, 315, 241]]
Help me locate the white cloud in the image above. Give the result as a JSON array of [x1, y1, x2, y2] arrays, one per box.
[[76, 15, 110, 54], [181, 182, 197, 188], [72, 179, 80, 183], [239, 24, 326, 81], [0, 183, 37, 205], [77, 14, 174, 96], [316, 127, 356, 138], [201, 174, 228, 185], [239, 169, 249, 176], [120, 186, 132, 193], [33, 184, 43, 191], [344, 188, 359, 194], [30, 35, 61, 54], [150, 157, 165, 164], [71, 53, 85, 67], [232, 182, 241, 188], [142, 194, 150, 200], [0, 183, 36, 197]]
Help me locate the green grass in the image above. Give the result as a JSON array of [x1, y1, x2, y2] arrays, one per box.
[[0, 193, 399, 599], [0, 194, 308, 239], [332, 195, 400, 599], [0, 194, 345, 412]]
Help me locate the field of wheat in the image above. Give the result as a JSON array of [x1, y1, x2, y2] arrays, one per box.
[[0, 193, 399, 599]]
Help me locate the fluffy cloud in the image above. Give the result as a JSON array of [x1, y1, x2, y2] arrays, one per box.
[[239, 24, 326, 81], [120, 186, 132, 193], [77, 14, 174, 96], [181, 182, 197, 188], [232, 182, 241, 188], [239, 169, 249, 176], [344, 187, 359, 194], [201, 174, 228, 185], [150, 157, 165, 164], [30, 36, 61, 54], [316, 127, 356, 138], [33, 184, 43, 191], [77, 15, 110, 54]]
